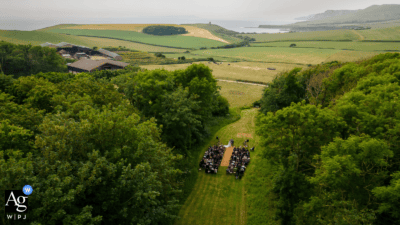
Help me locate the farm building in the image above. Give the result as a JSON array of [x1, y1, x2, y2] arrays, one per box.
[[67, 59, 129, 74], [74, 52, 89, 60], [98, 48, 123, 61], [40, 42, 58, 48]]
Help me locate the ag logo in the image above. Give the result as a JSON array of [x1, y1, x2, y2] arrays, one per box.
[[5, 190, 29, 213]]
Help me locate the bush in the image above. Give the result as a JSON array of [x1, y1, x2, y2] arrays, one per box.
[[290, 44, 297, 47], [208, 57, 214, 61], [212, 95, 230, 116], [154, 52, 166, 58]]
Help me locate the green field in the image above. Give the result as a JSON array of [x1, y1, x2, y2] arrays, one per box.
[[186, 47, 341, 65], [175, 108, 269, 225], [250, 41, 400, 51], [0, 30, 186, 52], [358, 26, 400, 40], [49, 29, 228, 49], [247, 29, 360, 42], [141, 62, 305, 84], [217, 81, 265, 108]]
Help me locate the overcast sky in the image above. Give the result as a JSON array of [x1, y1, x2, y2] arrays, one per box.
[[0, 0, 399, 30]]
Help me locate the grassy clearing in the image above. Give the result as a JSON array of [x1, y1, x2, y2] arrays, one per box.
[[323, 50, 381, 63], [175, 109, 261, 225], [247, 29, 360, 42], [0, 30, 93, 46], [217, 81, 265, 108], [141, 62, 304, 83], [188, 47, 340, 65], [358, 26, 400, 41], [250, 41, 400, 51], [49, 29, 227, 49], [0, 30, 186, 52], [63, 24, 229, 43]]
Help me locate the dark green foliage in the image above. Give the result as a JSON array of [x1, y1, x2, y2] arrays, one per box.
[[9, 76, 59, 112], [212, 95, 230, 116], [34, 71, 75, 84], [0, 73, 14, 93], [0, 71, 182, 225], [289, 43, 296, 47], [124, 64, 224, 155], [142, 26, 188, 36], [260, 68, 305, 114], [0, 41, 67, 78], [0, 91, 44, 134], [207, 57, 214, 61], [155, 52, 166, 58], [256, 53, 400, 224]]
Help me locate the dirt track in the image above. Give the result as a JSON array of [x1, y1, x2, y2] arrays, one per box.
[[221, 146, 234, 166]]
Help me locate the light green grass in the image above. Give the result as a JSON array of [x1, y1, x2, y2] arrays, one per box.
[[0, 30, 186, 52], [141, 62, 305, 84], [217, 81, 265, 108], [175, 109, 263, 225], [49, 29, 227, 49], [247, 30, 360, 42], [358, 26, 400, 41], [250, 41, 400, 51], [188, 47, 341, 65]]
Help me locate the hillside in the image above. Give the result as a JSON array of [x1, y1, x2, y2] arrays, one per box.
[[261, 4, 400, 32], [293, 4, 400, 25], [295, 10, 359, 21]]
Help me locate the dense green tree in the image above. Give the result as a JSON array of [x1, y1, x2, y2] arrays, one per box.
[[1, 104, 181, 225], [0, 73, 14, 93], [298, 135, 392, 224], [260, 68, 304, 114], [0, 91, 44, 133], [0, 42, 66, 78], [257, 101, 346, 224]]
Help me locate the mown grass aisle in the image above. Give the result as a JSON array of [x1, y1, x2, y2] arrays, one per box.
[[175, 109, 260, 225]]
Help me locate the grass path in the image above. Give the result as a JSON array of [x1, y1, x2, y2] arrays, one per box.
[[351, 30, 365, 41], [175, 109, 259, 225]]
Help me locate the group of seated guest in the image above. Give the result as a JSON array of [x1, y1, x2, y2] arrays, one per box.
[[226, 146, 250, 179], [199, 145, 226, 174]]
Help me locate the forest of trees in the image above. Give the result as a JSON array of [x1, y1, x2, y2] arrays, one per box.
[[0, 41, 229, 225], [257, 53, 400, 224]]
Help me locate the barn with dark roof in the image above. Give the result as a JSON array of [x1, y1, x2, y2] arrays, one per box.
[[67, 59, 129, 74], [98, 48, 123, 61]]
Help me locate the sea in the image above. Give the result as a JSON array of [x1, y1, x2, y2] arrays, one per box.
[[0, 18, 302, 34]]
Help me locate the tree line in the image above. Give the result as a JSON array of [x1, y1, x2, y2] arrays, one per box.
[[256, 53, 400, 224], [0, 41, 229, 225]]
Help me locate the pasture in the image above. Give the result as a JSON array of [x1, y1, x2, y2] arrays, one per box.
[[217, 81, 265, 108], [250, 41, 400, 51], [63, 24, 230, 43], [0, 30, 186, 52], [188, 47, 341, 65], [49, 29, 228, 49], [247, 29, 360, 42], [175, 108, 266, 225], [358, 26, 400, 41], [141, 62, 303, 83]]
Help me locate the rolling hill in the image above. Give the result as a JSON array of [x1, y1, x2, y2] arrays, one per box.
[[293, 4, 400, 25]]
